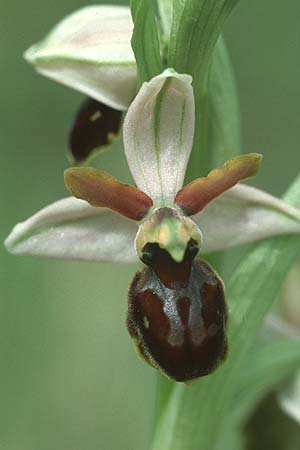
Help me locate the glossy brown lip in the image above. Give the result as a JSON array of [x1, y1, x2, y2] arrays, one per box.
[[127, 244, 227, 382]]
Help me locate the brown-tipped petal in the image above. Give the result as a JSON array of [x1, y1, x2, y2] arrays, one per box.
[[175, 153, 262, 216], [64, 167, 153, 220], [69, 98, 123, 164]]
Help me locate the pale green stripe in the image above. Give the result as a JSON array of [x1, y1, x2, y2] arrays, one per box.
[[31, 55, 136, 67]]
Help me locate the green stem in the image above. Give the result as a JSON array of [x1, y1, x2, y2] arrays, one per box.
[[154, 374, 174, 427]]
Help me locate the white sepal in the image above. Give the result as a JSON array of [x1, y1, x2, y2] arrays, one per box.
[[123, 69, 195, 205], [25, 6, 136, 110], [5, 197, 139, 263], [194, 183, 300, 253]]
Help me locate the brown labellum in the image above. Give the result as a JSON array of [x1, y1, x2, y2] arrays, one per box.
[[69, 98, 122, 163], [127, 242, 227, 382]]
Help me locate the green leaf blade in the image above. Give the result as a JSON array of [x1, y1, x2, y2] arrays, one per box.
[[206, 36, 241, 168], [186, 36, 241, 181], [169, 0, 239, 90], [131, 0, 163, 82], [233, 338, 300, 423]]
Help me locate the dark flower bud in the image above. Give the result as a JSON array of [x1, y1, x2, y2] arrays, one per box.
[[69, 98, 122, 163]]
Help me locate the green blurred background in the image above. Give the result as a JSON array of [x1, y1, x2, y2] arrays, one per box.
[[1, 1, 300, 449]]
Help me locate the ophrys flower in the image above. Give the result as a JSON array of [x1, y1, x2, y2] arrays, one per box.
[[24, 5, 136, 163], [6, 70, 300, 381]]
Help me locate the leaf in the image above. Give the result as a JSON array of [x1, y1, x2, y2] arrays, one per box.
[[232, 338, 300, 424], [154, 375, 175, 426], [203, 36, 242, 169], [217, 338, 300, 449], [150, 173, 300, 450], [186, 36, 241, 180], [158, 6, 241, 178], [168, 0, 239, 91], [157, 0, 173, 42], [215, 428, 245, 450], [130, 0, 163, 82]]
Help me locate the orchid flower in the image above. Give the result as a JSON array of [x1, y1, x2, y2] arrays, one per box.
[[5, 68, 300, 382], [24, 5, 137, 163]]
